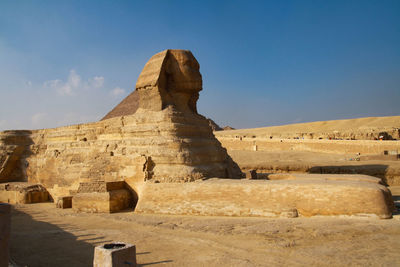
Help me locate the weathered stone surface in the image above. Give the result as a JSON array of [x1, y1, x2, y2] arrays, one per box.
[[56, 196, 72, 209], [0, 204, 10, 267], [135, 175, 394, 219], [0, 182, 49, 204], [73, 191, 132, 213], [77, 181, 126, 193], [135, 50, 202, 114], [72, 181, 134, 213], [102, 49, 202, 119], [0, 130, 32, 183], [93, 242, 136, 267]]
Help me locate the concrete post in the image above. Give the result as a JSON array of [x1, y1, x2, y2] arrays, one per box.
[[0, 203, 11, 267], [93, 242, 136, 267]]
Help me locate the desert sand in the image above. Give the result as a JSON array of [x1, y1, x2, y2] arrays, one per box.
[[9, 195, 400, 267]]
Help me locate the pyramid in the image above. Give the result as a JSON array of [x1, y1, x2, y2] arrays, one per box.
[[101, 90, 139, 120]]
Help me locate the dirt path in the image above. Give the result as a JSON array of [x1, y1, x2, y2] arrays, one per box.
[[10, 202, 400, 267]]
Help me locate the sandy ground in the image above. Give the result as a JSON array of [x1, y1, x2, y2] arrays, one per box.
[[9, 188, 400, 267]]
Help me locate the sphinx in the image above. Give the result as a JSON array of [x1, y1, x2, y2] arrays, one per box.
[[0, 50, 394, 218], [0, 49, 242, 201]]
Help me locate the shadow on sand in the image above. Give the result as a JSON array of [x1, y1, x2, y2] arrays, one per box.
[[10, 207, 172, 267]]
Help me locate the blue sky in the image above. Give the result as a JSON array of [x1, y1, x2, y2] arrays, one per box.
[[1, 0, 399, 130]]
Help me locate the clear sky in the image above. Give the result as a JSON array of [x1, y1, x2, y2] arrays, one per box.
[[1, 0, 399, 130]]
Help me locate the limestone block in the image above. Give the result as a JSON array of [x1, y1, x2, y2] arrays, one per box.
[[77, 181, 127, 193], [109, 190, 133, 213], [72, 190, 132, 213], [0, 182, 49, 204], [0, 204, 11, 267], [73, 192, 111, 213], [56, 196, 72, 209], [73, 182, 133, 213], [25, 190, 49, 204], [93, 242, 136, 267], [135, 176, 394, 219]]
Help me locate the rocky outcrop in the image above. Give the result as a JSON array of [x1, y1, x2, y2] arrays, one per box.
[[0, 50, 242, 200], [0, 131, 32, 183]]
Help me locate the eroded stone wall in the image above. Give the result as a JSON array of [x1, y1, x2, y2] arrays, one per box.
[[0, 107, 240, 199], [0, 131, 32, 183], [135, 176, 394, 219]]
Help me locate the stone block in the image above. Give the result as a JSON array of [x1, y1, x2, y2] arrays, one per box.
[[0, 204, 11, 267], [0, 183, 49, 204], [73, 182, 133, 213], [135, 175, 395, 219], [56, 196, 72, 209], [93, 242, 136, 267], [73, 192, 110, 213]]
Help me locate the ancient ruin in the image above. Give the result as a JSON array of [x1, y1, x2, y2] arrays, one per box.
[[0, 49, 395, 219], [0, 49, 241, 195]]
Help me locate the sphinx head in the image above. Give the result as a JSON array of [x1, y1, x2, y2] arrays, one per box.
[[135, 49, 202, 114]]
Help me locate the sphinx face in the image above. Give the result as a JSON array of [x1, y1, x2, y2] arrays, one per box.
[[159, 50, 202, 114], [166, 50, 202, 94], [135, 49, 203, 114]]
